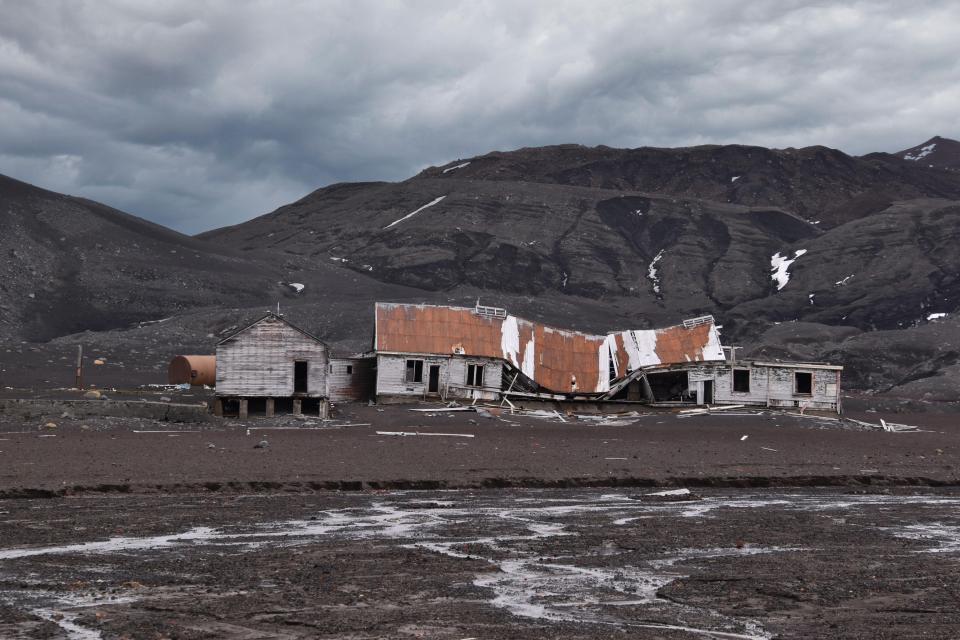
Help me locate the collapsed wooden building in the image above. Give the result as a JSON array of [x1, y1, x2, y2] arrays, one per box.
[[373, 302, 843, 412], [207, 303, 843, 416]]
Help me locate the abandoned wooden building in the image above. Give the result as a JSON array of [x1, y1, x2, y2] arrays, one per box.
[[620, 360, 843, 412], [213, 313, 373, 418], [207, 304, 843, 416], [373, 302, 728, 403]]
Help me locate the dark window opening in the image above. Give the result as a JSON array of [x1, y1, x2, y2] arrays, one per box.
[[346, 365, 353, 374], [406, 359, 424, 383], [795, 371, 813, 395], [294, 361, 308, 393], [467, 364, 485, 387], [428, 365, 441, 393], [733, 369, 751, 393], [275, 397, 294, 414]]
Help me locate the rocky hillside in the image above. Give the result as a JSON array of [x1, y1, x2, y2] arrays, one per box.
[[3, 137, 960, 397]]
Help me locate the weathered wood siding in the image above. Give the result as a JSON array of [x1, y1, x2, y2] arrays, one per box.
[[376, 354, 502, 402], [327, 357, 376, 402], [216, 316, 328, 397], [710, 365, 840, 410]]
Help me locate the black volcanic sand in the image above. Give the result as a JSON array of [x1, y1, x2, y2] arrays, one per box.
[[1, 403, 959, 496], [2, 488, 960, 639]]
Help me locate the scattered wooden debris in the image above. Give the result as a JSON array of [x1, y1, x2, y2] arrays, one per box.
[[375, 431, 475, 438]]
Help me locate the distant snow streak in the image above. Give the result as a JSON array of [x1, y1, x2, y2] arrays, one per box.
[[384, 196, 447, 229], [770, 249, 806, 291], [647, 250, 664, 294], [442, 162, 471, 174]]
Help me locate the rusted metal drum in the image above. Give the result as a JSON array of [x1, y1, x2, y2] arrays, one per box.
[[168, 355, 216, 386]]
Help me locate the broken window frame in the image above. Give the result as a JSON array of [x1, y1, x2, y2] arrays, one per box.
[[346, 365, 353, 374], [732, 368, 751, 393], [405, 359, 424, 383], [466, 363, 485, 387], [794, 371, 813, 396]]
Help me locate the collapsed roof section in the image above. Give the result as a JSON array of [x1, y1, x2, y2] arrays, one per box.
[[374, 302, 725, 394]]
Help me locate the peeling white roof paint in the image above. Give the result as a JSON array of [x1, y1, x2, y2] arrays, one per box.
[[500, 315, 520, 367]]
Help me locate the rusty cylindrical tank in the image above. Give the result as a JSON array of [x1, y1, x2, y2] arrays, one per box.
[[168, 355, 216, 386]]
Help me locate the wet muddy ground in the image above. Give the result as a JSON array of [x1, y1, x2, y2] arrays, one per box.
[[2, 488, 960, 639]]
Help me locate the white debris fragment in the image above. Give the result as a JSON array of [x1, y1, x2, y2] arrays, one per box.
[[384, 195, 447, 229], [835, 274, 854, 287], [740, 435, 749, 441], [442, 161, 471, 173], [647, 488, 691, 497], [329, 256, 348, 263], [927, 312, 947, 321], [904, 143, 936, 161], [770, 249, 806, 291], [808, 293, 815, 305], [375, 431, 475, 438], [730, 175, 740, 182], [647, 250, 664, 294], [287, 283, 305, 293]]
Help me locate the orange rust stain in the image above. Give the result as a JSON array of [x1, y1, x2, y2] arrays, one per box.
[[654, 323, 714, 363], [376, 303, 719, 394]]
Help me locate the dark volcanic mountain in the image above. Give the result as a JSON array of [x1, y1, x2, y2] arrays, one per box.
[[895, 136, 960, 170], [4, 136, 960, 397]]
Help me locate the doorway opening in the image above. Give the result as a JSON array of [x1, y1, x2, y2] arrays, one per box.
[[294, 361, 308, 393], [428, 365, 441, 393]]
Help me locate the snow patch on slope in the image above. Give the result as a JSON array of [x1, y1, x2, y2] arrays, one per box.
[[442, 162, 471, 173], [770, 249, 807, 291], [904, 143, 936, 161], [647, 250, 664, 294], [384, 196, 446, 229]]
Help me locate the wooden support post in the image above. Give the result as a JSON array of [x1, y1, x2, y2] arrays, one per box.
[[292, 398, 302, 415], [320, 399, 329, 419], [239, 398, 248, 419], [75, 345, 83, 390], [213, 398, 224, 417], [265, 398, 275, 417]]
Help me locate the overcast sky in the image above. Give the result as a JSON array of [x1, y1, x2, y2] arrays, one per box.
[[1, 1, 958, 233]]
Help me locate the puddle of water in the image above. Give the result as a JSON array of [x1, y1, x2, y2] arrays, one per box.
[[889, 522, 960, 553]]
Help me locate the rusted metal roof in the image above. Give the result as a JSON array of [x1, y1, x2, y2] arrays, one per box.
[[375, 303, 725, 394]]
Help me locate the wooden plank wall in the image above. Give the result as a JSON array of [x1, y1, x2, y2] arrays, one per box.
[[328, 357, 376, 402], [216, 316, 328, 397], [376, 354, 502, 401]]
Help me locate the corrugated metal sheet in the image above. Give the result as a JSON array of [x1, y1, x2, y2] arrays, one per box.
[[375, 303, 725, 394]]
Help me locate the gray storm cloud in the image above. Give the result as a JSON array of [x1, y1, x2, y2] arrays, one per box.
[[0, 0, 958, 233]]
